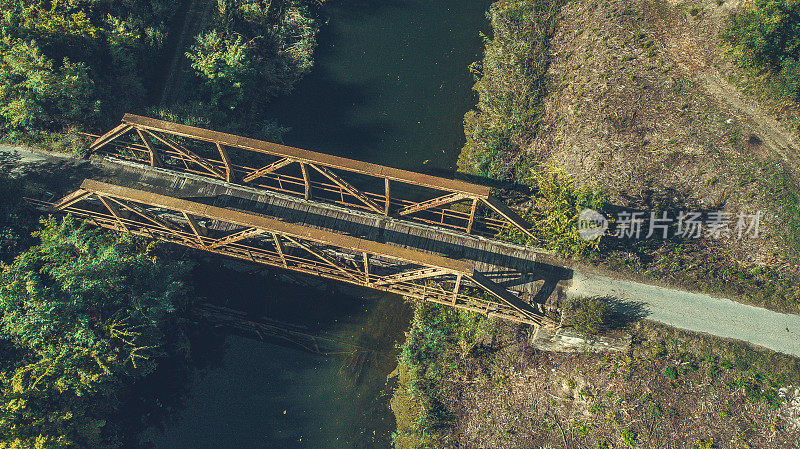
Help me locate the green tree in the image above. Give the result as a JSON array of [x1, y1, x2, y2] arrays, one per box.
[[0, 216, 193, 447], [186, 30, 255, 110], [0, 36, 97, 131], [186, 0, 317, 113]]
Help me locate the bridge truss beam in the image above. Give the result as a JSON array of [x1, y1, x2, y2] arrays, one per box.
[[87, 114, 536, 239], [47, 180, 554, 328]]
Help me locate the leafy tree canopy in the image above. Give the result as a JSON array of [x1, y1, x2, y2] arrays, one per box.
[[0, 0, 176, 132], [0, 216, 193, 448], [187, 0, 318, 111]]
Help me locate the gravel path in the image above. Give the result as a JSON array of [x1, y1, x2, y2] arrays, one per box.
[[567, 270, 800, 357]]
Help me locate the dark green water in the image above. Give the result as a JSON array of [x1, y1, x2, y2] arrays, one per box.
[[142, 1, 488, 447]]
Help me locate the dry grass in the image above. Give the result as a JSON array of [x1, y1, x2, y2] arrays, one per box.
[[433, 321, 800, 448], [526, 0, 800, 312]]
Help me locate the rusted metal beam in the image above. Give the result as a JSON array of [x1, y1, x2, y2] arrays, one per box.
[[300, 163, 311, 200], [282, 235, 362, 282], [52, 189, 90, 211], [89, 123, 132, 152], [272, 232, 287, 267], [363, 252, 370, 283], [397, 192, 469, 217], [136, 128, 161, 167], [468, 271, 543, 325], [309, 164, 383, 214], [104, 195, 181, 233], [182, 212, 206, 246], [384, 179, 390, 216], [481, 196, 536, 239], [78, 179, 475, 274], [143, 130, 226, 180], [242, 157, 294, 183], [370, 267, 452, 287], [451, 273, 462, 305], [466, 198, 478, 234], [120, 114, 491, 196], [97, 195, 129, 233], [216, 143, 235, 183], [209, 227, 264, 249]]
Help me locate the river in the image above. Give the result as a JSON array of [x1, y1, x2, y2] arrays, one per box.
[[141, 1, 489, 447]]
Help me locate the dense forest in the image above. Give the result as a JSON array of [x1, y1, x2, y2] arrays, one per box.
[[0, 0, 318, 141], [0, 0, 321, 446]]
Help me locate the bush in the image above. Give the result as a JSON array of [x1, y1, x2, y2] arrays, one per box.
[[459, 0, 565, 180], [721, 0, 800, 100], [497, 167, 606, 258], [563, 297, 611, 337], [619, 428, 638, 447]]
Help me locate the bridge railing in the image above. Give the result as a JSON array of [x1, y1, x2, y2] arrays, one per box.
[[42, 180, 554, 328], [87, 114, 536, 239]]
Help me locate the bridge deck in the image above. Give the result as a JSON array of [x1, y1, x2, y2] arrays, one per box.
[[97, 158, 571, 306]]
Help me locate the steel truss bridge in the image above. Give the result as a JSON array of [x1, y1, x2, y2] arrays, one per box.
[[45, 115, 568, 329]]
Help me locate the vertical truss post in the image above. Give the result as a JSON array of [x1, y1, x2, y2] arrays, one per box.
[[271, 232, 288, 267], [300, 163, 311, 200], [136, 128, 161, 167], [363, 252, 370, 284], [451, 273, 462, 305], [216, 143, 236, 183], [466, 198, 478, 234], [384, 179, 390, 215]]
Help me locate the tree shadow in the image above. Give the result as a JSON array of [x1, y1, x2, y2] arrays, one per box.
[[602, 295, 650, 329]]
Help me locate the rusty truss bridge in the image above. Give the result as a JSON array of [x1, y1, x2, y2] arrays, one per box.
[[45, 115, 568, 329]]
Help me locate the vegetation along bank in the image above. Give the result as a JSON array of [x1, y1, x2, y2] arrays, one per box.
[[392, 0, 800, 446]]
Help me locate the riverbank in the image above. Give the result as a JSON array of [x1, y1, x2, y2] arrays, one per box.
[[391, 0, 800, 446]]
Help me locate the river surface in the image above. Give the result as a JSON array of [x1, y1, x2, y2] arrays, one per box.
[[141, 1, 489, 447]]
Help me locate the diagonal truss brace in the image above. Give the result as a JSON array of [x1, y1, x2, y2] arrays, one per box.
[[209, 227, 265, 249], [397, 192, 469, 216], [242, 157, 294, 183], [143, 130, 227, 180], [309, 164, 383, 213], [370, 267, 452, 287], [282, 235, 363, 282]]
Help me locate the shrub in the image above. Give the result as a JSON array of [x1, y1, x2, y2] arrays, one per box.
[[619, 428, 638, 447], [721, 0, 800, 100], [665, 366, 679, 380], [498, 167, 606, 258], [692, 439, 715, 449], [564, 297, 611, 337]]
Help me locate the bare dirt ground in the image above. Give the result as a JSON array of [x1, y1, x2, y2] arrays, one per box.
[[650, 0, 800, 171], [440, 330, 800, 449], [524, 0, 800, 314]]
